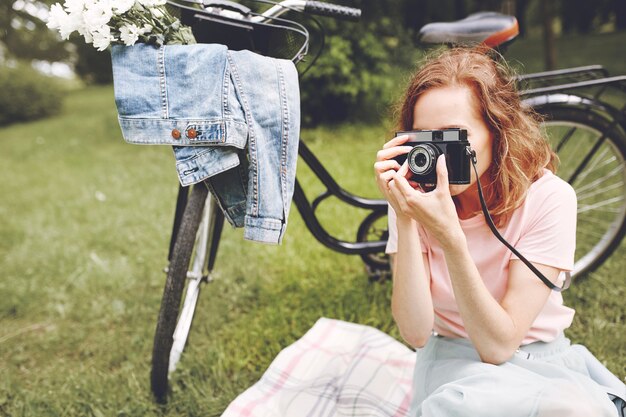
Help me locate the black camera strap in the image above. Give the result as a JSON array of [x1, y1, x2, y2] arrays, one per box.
[[468, 149, 570, 292]]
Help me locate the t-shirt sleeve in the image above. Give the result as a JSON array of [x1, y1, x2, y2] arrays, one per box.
[[385, 205, 398, 254], [385, 205, 429, 254], [512, 175, 577, 271]]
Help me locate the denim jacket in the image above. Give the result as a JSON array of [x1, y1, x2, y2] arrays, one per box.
[[111, 44, 300, 244]]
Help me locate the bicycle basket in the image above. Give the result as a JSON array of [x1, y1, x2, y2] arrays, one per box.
[[167, 0, 309, 63]]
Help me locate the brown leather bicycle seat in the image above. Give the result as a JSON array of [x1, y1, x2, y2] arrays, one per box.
[[418, 12, 519, 48]]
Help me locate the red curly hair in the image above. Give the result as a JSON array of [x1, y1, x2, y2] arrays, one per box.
[[396, 47, 558, 226]]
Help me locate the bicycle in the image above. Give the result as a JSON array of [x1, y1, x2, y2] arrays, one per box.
[[145, 0, 626, 402]]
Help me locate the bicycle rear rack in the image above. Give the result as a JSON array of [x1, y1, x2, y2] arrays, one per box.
[[516, 65, 609, 87], [520, 75, 626, 134], [520, 75, 626, 97]]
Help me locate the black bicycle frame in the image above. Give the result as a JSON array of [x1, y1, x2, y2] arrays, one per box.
[[515, 64, 609, 84], [167, 139, 389, 262], [292, 140, 388, 255], [169, 73, 626, 262]]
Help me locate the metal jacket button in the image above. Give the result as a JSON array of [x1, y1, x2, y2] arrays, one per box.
[[186, 128, 197, 139], [171, 129, 181, 139]]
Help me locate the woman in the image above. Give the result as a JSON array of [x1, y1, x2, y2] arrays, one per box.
[[374, 48, 618, 416]]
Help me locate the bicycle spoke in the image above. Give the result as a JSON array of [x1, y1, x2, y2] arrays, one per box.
[[577, 180, 624, 201], [568, 139, 610, 185], [574, 148, 618, 184], [554, 126, 577, 153], [541, 108, 626, 278], [169, 194, 212, 373], [170, 278, 201, 373], [576, 227, 609, 240], [578, 196, 626, 214], [577, 215, 615, 227], [576, 168, 626, 198]]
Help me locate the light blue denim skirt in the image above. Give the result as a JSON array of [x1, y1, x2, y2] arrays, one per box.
[[410, 334, 618, 416]]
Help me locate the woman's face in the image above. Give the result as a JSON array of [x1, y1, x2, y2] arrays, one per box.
[[412, 85, 494, 196]]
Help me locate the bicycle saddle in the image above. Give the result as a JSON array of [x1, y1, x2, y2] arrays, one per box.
[[418, 12, 519, 48]]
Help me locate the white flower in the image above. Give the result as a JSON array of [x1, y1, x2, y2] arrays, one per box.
[[138, 0, 166, 6], [47, 0, 194, 49], [113, 0, 136, 15], [46, 3, 67, 29], [92, 25, 115, 50], [119, 23, 141, 45], [82, 1, 113, 31], [150, 7, 164, 18], [63, 0, 86, 15], [47, 3, 79, 39], [77, 22, 94, 43]]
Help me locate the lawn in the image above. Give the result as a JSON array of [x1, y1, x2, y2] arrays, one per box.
[[507, 30, 626, 75], [1, 32, 625, 416]]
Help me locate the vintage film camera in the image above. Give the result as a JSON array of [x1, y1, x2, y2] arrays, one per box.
[[393, 128, 472, 185]]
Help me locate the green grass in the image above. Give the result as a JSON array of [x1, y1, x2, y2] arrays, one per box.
[[1, 32, 626, 414], [507, 30, 626, 75], [0, 86, 397, 416]]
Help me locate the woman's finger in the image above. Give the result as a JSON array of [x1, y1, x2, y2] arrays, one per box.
[[394, 171, 420, 198], [388, 173, 414, 211], [435, 155, 450, 191], [377, 170, 397, 185], [398, 162, 422, 191], [376, 146, 413, 162], [382, 134, 411, 149], [377, 170, 402, 198], [397, 160, 410, 178], [374, 159, 401, 174]]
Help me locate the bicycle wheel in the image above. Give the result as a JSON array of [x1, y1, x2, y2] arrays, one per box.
[[151, 183, 223, 402], [170, 194, 224, 372], [356, 209, 391, 280], [538, 105, 626, 279]]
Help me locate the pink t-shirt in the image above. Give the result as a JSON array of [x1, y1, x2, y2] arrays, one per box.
[[386, 170, 576, 344]]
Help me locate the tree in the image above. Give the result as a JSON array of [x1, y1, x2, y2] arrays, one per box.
[[0, 0, 69, 63], [515, 0, 530, 37], [541, 0, 557, 70], [1, 0, 114, 85], [292, 0, 421, 125], [71, 38, 114, 85], [561, 0, 595, 34], [617, 0, 626, 30]]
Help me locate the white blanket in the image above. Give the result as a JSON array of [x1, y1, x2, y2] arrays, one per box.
[[221, 318, 416, 417]]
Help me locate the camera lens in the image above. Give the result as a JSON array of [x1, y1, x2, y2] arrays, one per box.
[[407, 144, 440, 175], [415, 153, 428, 168]]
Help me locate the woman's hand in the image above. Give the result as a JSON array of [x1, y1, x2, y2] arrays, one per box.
[[388, 154, 464, 248], [377, 136, 437, 347], [374, 135, 417, 218]]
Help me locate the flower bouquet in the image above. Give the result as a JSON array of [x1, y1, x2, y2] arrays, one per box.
[[46, 0, 196, 51]]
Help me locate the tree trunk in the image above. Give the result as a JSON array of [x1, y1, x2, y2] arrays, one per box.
[[616, 0, 626, 30], [453, 0, 467, 20], [0, 1, 16, 45], [541, 0, 557, 71], [501, 0, 515, 15], [515, 0, 529, 37]]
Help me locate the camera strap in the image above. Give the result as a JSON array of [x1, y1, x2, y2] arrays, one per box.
[[468, 149, 571, 292]]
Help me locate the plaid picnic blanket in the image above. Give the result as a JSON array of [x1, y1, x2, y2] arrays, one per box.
[[221, 318, 416, 417]]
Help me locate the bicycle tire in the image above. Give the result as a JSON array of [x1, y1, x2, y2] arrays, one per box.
[[356, 209, 391, 279], [151, 183, 209, 402], [537, 105, 626, 279], [167, 193, 224, 382]]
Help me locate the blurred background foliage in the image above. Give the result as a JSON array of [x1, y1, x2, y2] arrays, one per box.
[[0, 62, 64, 125], [0, 0, 624, 126]]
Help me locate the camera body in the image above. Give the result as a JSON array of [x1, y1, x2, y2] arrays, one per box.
[[393, 128, 472, 185]]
